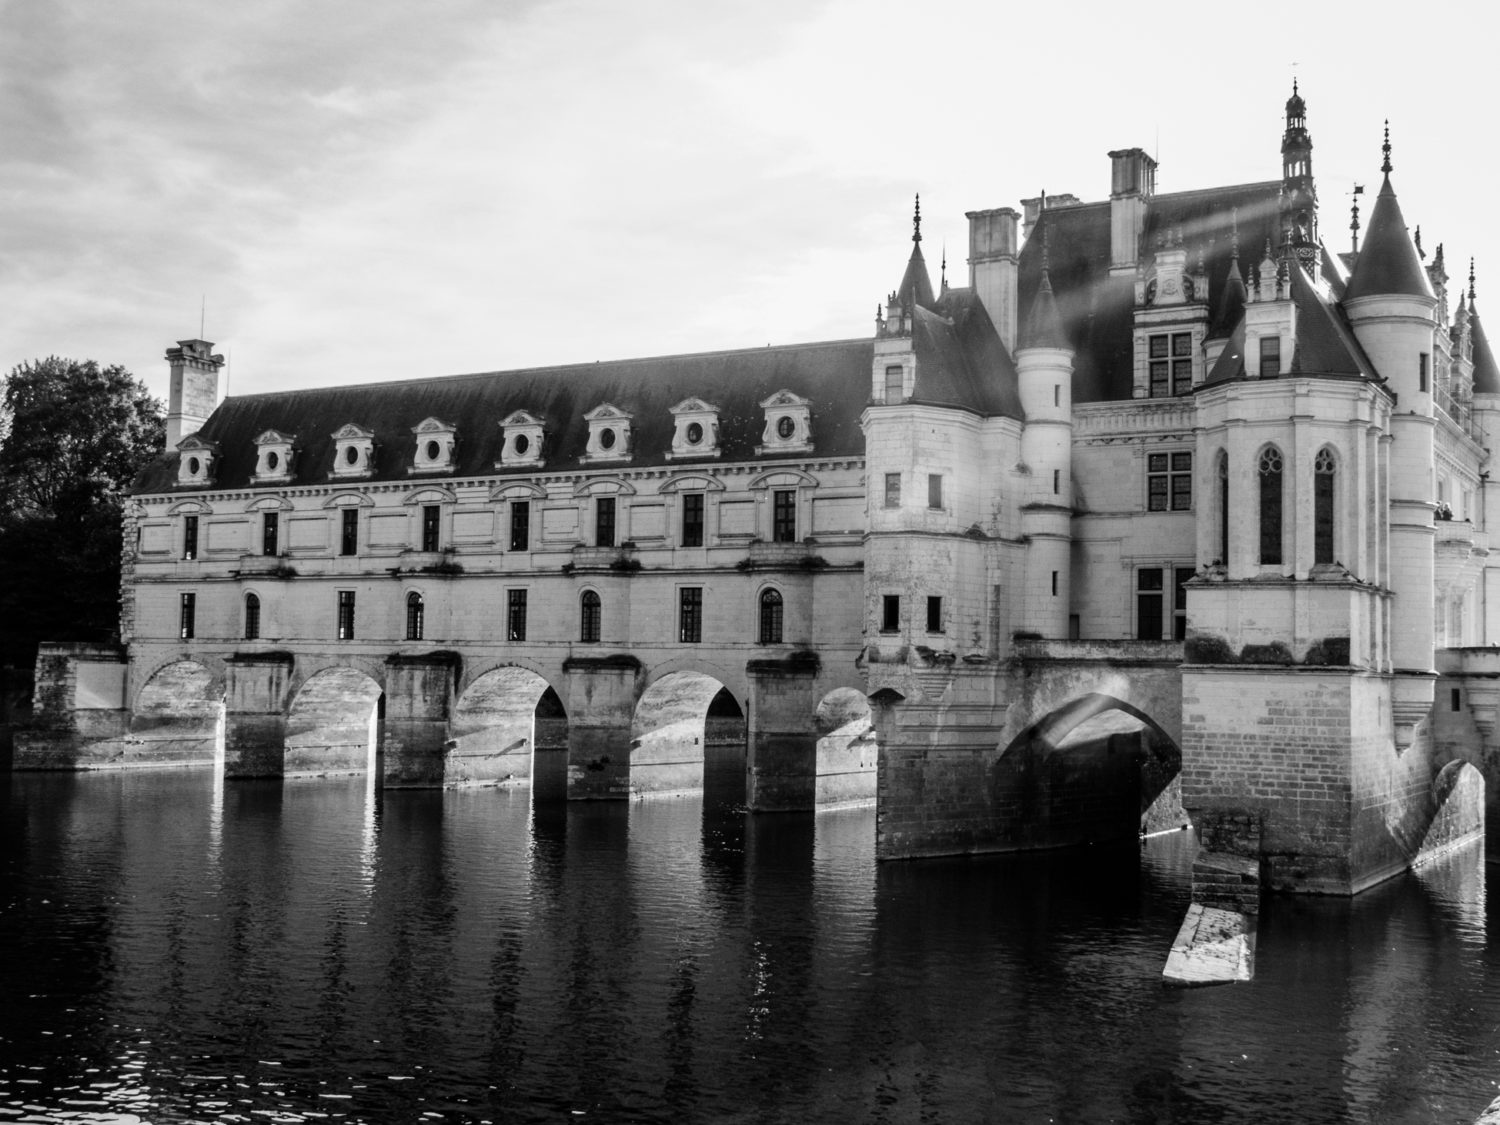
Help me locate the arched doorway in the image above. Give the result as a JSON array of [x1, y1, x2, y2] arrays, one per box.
[[132, 660, 225, 767], [630, 671, 741, 798], [996, 693, 1186, 850], [284, 667, 384, 777], [451, 667, 568, 796]]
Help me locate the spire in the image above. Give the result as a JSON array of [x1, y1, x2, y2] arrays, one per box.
[[1280, 80, 1317, 257], [1210, 209, 1247, 339], [1344, 127, 1434, 302], [893, 194, 935, 311], [1471, 257, 1478, 302], [1350, 184, 1363, 255], [1471, 287, 1500, 394], [940, 242, 948, 293], [1019, 223, 1067, 350]]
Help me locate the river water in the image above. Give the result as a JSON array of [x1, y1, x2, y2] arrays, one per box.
[[2, 755, 1499, 1124]]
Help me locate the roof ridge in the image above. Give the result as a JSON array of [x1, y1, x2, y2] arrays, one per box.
[[218, 336, 878, 401]]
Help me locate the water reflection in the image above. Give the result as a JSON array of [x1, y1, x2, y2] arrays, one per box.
[[2, 768, 1499, 1123]]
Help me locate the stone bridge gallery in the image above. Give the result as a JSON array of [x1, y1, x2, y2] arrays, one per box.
[[17, 86, 1497, 981]]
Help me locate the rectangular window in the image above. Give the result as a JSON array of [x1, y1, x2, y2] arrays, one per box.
[[262, 512, 279, 557], [1051, 570, 1058, 597], [881, 594, 900, 633], [421, 505, 440, 552], [772, 490, 796, 542], [1136, 568, 1163, 640], [1053, 384, 1060, 407], [1452, 687, 1462, 712], [1149, 332, 1193, 396], [340, 508, 358, 556], [885, 364, 903, 403], [596, 497, 616, 547], [510, 501, 530, 551], [337, 590, 355, 640], [179, 592, 195, 640], [926, 596, 943, 633], [244, 595, 260, 641], [1419, 352, 1430, 393], [884, 473, 901, 508], [1259, 336, 1281, 378], [928, 474, 943, 510], [1052, 469, 1060, 495], [682, 494, 704, 547], [1174, 566, 1191, 641], [507, 589, 527, 641], [1147, 452, 1192, 511], [1172, 332, 1193, 394], [679, 587, 702, 643], [581, 592, 601, 643], [183, 516, 198, 560]]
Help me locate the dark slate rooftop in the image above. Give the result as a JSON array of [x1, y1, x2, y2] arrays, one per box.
[[1472, 304, 1500, 394], [136, 338, 880, 494], [1344, 174, 1435, 302], [1015, 181, 1286, 402]]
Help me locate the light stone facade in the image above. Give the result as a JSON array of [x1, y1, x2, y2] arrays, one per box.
[[19, 87, 1499, 893]]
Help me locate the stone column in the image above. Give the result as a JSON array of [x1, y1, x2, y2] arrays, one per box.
[[382, 653, 458, 787], [224, 653, 293, 778], [563, 655, 641, 799]]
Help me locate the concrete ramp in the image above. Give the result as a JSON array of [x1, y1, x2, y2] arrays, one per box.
[[1163, 903, 1255, 987]]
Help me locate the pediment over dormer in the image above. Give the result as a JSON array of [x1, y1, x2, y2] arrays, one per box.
[[668, 397, 723, 461], [583, 403, 633, 463], [498, 410, 547, 470], [251, 429, 297, 483], [756, 389, 814, 455], [176, 434, 218, 487], [330, 423, 376, 479], [410, 417, 458, 475], [253, 429, 297, 445]]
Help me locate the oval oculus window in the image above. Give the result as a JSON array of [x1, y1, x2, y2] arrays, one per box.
[[686, 422, 703, 445], [514, 434, 530, 456], [187, 457, 201, 475], [425, 440, 441, 461], [266, 451, 279, 471], [344, 445, 360, 466], [599, 427, 616, 450], [776, 416, 796, 439]]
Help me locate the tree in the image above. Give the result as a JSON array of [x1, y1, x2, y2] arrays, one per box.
[[0, 358, 164, 666]]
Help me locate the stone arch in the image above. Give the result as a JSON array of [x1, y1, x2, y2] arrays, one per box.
[[285, 666, 384, 777], [451, 665, 567, 791], [814, 686, 876, 807], [999, 692, 1187, 847], [629, 670, 742, 798], [131, 659, 226, 765]]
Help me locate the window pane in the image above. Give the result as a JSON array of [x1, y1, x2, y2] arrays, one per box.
[[1150, 361, 1169, 397], [928, 474, 942, 510], [1172, 359, 1192, 395], [882, 595, 900, 632], [1137, 568, 1163, 591], [680, 588, 702, 643], [1171, 474, 1192, 511], [682, 494, 704, 547], [1148, 454, 1168, 473], [885, 365, 903, 401], [422, 505, 440, 552], [1172, 333, 1192, 357], [759, 589, 783, 644], [885, 473, 901, 508], [510, 502, 530, 551], [244, 594, 259, 641], [1137, 593, 1162, 639], [341, 508, 358, 555], [926, 596, 943, 633], [183, 516, 198, 560], [581, 591, 601, 643], [1148, 477, 1168, 511], [1171, 453, 1192, 472], [1149, 335, 1169, 358], [772, 490, 796, 542], [263, 512, 278, 556], [180, 593, 195, 640], [596, 497, 615, 547], [508, 590, 527, 641], [1315, 466, 1335, 564]]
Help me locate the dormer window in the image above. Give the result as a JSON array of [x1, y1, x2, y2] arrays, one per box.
[[756, 390, 814, 455], [176, 434, 218, 487], [668, 398, 722, 460], [583, 403, 633, 464], [330, 424, 376, 479], [497, 410, 546, 469], [411, 417, 457, 474], [252, 430, 296, 484]]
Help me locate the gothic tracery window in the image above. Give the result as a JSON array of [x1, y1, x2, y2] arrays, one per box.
[[1314, 448, 1336, 565], [1259, 446, 1284, 565]]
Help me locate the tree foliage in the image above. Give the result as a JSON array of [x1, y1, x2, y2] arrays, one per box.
[[0, 358, 164, 665]]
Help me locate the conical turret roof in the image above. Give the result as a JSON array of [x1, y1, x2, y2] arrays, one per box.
[[1019, 268, 1067, 350], [1344, 173, 1434, 302], [1472, 303, 1500, 394], [897, 242, 935, 311]]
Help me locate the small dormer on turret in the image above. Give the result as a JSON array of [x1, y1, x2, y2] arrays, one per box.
[[873, 197, 930, 403], [1279, 81, 1319, 268], [1243, 244, 1296, 378]]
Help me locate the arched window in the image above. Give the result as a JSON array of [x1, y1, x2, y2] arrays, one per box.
[[406, 592, 424, 641], [759, 588, 784, 645], [580, 590, 601, 643], [1258, 446, 1284, 565], [244, 593, 260, 641], [1314, 448, 1336, 565], [1216, 451, 1229, 566]]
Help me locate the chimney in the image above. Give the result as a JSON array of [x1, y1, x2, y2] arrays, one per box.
[[1108, 148, 1157, 277], [165, 339, 225, 448], [966, 207, 1020, 351]]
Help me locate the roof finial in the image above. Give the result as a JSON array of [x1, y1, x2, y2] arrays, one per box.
[[940, 242, 947, 290], [912, 193, 922, 243], [1349, 184, 1363, 255], [1042, 222, 1051, 278], [1471, 258, 1478, 302], [1415, 225, 1424, 260], [1293, 76, 1298, 97], [1231, 207, 1240, 259], [1381, 120, 1392, 174]]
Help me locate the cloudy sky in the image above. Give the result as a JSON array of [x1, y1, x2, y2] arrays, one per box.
[[4, 0, 1495, 407]]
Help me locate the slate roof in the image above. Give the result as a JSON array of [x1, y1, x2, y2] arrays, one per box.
[[135, 338, 879, 494], [1472, 304, 1500, 394], [1202, 262, 1378, 385], [919, 289, 1023, 418], [1016, 182, 1286, 402], [896, 240, 936, 311], [1344, 174, 1435, 302]]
